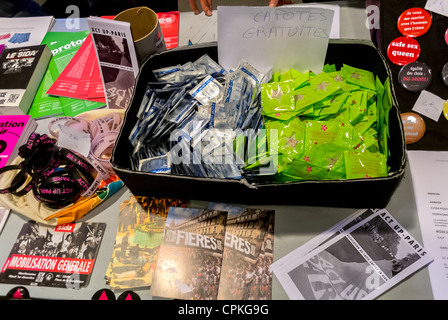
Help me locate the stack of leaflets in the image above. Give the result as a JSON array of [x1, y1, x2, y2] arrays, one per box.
[[0, 220, 106, 288], [270, 208, 433, 300], [0, 16, 55, 49], [0, 115, 37, 168], [150, 204, 275, 300], [87, 17, 140, 110]]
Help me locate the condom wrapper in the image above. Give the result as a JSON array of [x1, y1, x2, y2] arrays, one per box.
[[344, 151, 388, 179]]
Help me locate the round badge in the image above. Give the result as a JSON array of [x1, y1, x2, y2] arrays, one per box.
[[387, 36, 421, 66], [442, 62, 448, 87], [445, 28, 448, 46], [398, 61, 432, 92], [443, 100, 448, 121], [401, 112, 426, 144], [397, 8, 432, 37], [6, 286, 30, 299], [117, 291, 141, 300], [91, 289, 116, 300]]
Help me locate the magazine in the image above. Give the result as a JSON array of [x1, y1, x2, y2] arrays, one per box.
[[87, 17, 139, 110], [271, 209, 433, 300], [0, 220, 106, 289], [150, 207, 227, 300], [105, 195, 187, 290]]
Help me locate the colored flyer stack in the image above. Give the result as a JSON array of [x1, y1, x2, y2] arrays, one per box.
[[104, 195, 187, 290], [29, 30, 106, 119], [0, 115, 37, 168], [87, 17, 140, 110], [0, 220, 106, 288]]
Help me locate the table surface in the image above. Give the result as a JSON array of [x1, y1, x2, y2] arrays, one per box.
[[0, 2, 436, 300]]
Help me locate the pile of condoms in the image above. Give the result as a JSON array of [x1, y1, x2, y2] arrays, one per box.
[[129, 53, 393, 184]]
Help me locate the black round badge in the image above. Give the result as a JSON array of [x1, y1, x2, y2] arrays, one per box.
[[398, 62, 432, 92], [442, 62, 448, 87]]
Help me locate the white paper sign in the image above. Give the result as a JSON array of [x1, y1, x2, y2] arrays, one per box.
[[412, 90, 446, 122], [217, 6, 334, 75], [425, 0, 448, 17]]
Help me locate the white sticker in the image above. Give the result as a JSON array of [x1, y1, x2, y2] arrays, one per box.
[[57, 124, 91, 158], [412, 90, 445, 122]]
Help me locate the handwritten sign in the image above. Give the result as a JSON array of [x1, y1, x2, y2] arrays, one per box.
[[425, 0, 448, 18], [57, 124, 91, 158], [412, 90, 446, 122], [217, 6, 334, 75]]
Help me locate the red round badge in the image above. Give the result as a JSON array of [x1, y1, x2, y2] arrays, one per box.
[[387, 36, 421, 66], [445, 28, 448, 46], [397, 8, 432, 37]]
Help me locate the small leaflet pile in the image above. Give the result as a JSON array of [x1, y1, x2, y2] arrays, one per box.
[[129, 55, 393, 183], [270, 208, 433, 300]]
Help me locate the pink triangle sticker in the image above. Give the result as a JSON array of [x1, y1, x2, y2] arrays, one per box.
[[13, 289, 23, 299], [99, 291, 109, 300], [125, 293, 132, 300]]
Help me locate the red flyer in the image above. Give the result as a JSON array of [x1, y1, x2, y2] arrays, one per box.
[[157, 11, 179, 50], [47, 34, 106, 103]]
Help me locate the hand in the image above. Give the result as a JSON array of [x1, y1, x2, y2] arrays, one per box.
[[188, 0, 293, 17], [269, 0, 293, 7], [189, 0, 212, 16]]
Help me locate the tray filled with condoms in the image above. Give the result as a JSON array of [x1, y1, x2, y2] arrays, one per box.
[[111, 40, 406, 208]]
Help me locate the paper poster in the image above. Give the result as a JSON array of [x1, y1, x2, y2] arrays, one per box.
[[407, 150, 448, 299], [217, 6, 334, 75]]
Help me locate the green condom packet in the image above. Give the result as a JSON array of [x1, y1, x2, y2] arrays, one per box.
[[344, 150, 388, 179], [281, 144, 347, 181]]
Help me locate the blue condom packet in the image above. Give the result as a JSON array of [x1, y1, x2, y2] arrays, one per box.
[[189, 75, 224, 106]]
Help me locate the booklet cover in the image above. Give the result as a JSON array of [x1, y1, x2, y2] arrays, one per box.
[[150, 207, 227, 300], [157, 11, 179, 50], [0, 16, 55, 48], [0, 45, 51, 115], [0, 115, 37, 168], [0, 207, 10, 234], [87, 16, 140, 110], [105, 195, 187, 290], [0, 220, 106, 289], [209, 203, 275, 300], [272, 209, 433, 300]]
